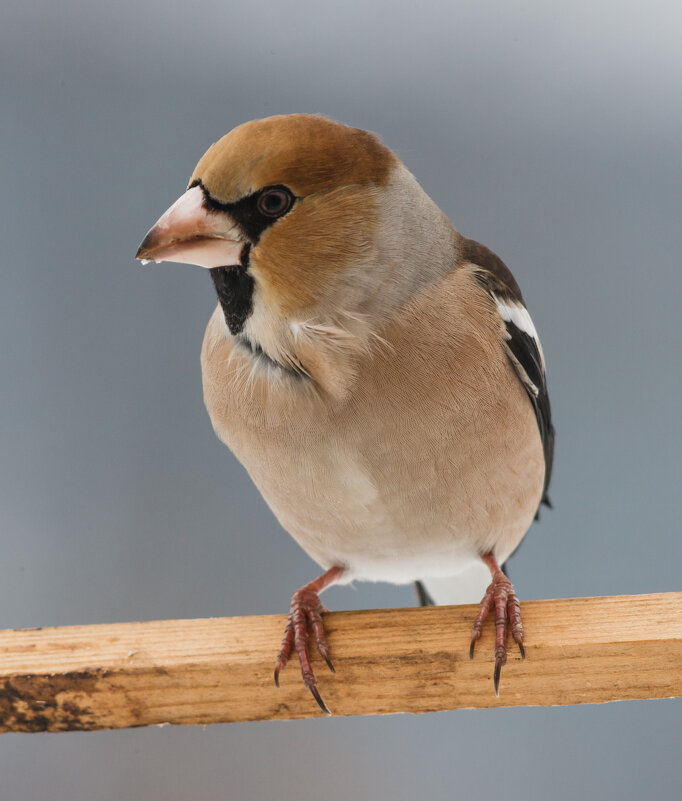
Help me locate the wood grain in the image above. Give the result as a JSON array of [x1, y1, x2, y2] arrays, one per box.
[[0, 593, 680, 732]]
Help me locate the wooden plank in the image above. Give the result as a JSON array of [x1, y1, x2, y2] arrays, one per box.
[[0, 593, 680, 732]]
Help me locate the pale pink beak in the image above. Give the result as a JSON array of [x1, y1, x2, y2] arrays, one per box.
[[136, 185, 244, 269]]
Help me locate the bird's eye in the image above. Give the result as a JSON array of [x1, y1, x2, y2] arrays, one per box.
[[257, 187, 293, 218]]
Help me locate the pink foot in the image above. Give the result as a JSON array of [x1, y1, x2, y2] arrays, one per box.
[[469, 554, 524, 696], [273, 566, 343, 714]]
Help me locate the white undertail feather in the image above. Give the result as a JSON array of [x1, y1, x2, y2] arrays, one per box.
[[419, 562, 493, 606]]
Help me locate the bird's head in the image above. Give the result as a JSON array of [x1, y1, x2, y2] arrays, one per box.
[[137, 115, 456, 389]]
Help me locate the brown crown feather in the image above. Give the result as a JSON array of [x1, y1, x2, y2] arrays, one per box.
[[189, 114, 397, 201]]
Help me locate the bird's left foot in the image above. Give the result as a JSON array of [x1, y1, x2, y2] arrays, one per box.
[[469, 554, 524, 696]]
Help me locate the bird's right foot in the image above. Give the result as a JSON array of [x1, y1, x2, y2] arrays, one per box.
[[273, 566, 343, 715]]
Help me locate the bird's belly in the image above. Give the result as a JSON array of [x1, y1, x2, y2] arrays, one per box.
[[266, 449, 482, 584], [229, 423, 543, 585]]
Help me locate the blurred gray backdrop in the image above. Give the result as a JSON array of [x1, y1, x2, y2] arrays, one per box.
[[1, 1, 680, 799]]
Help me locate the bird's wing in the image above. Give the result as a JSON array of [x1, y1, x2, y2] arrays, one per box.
[[462, 237, 555, 512]]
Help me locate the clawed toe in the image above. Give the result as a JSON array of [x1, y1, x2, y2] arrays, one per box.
[[493, 656, 504, 696], [308, 684, 331, 715]]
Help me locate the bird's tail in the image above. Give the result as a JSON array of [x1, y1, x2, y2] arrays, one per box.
[[415, 562, 492, 607]]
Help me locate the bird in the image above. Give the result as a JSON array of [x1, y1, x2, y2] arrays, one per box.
[[136, 114, 554, 713]]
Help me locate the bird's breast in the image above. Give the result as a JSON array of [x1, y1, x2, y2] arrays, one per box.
[[200, 267, 545, 583]]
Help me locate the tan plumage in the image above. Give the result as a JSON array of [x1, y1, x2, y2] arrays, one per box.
[[137, 114, 554, 710], [201, 265, 544, 578]]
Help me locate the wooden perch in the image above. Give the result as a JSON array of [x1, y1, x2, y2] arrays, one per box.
[[0, 593, 680, 732]]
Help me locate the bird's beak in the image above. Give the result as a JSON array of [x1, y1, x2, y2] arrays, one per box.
[[135, 185, 244, 269]]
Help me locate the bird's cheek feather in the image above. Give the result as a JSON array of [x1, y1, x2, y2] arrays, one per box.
[[136, 184, 244, 268], [250, 187, 380, 316]]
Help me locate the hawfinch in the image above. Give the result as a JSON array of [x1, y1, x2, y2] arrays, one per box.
[[137, 114, 554, 712]]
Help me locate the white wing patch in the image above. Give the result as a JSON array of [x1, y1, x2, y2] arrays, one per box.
[[493, 296, 546, 370]]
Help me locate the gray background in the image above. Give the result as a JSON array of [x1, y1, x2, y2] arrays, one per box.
[[1, 1, 680, 799]]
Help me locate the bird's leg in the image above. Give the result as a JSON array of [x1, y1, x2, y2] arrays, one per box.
[[274, 565, 344, 715], [469, 552, 524, 697]]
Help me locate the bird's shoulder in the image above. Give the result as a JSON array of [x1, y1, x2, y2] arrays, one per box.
[[458, 237, 525, 303]]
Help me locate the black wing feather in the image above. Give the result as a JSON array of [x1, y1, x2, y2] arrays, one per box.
[[505, 320, 555, 510]]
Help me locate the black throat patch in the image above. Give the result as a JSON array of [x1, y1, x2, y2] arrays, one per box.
[[209, 244, 254, 335], [193, 179, 296, 337]]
